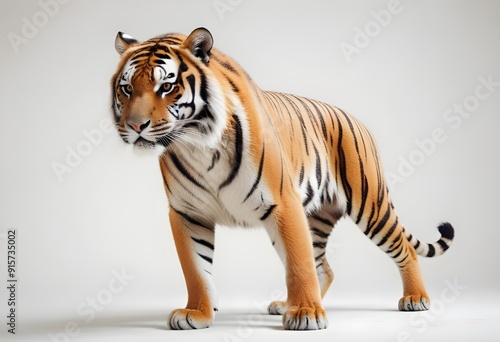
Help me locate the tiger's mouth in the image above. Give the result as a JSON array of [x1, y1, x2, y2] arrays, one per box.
[[133, 137, 156, 149]]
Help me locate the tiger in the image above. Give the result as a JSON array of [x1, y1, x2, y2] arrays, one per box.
[[110, 27, 454, 330]]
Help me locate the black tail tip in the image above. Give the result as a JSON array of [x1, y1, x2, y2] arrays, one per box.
[[438, 222, 455, 240]]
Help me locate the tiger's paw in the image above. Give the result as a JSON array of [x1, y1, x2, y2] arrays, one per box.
[[268, 300, 288, 315], [168, 308, 213, 330], [282, 305, 328, 330], [398, 295, 430, 311]]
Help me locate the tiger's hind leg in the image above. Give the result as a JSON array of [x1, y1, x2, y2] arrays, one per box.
[[354, 202, 430, 311], [267, 205, 341, 315], [263, 194, 327, 330], [308, 207, 343, 297]]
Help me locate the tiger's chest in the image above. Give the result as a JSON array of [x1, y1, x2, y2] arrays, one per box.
[[161, 143, 276, 228]]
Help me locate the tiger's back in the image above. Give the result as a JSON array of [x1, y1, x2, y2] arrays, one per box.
[[205, 44, 387, 223], [110, 27, 454, 330]]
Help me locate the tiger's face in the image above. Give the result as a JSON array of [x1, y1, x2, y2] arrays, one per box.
[[111, 28, 220, 152]]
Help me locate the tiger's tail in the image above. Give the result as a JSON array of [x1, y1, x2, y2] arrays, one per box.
[[403, 222, 455, 257]]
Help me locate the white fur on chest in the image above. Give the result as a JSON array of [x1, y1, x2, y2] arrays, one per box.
[[164, 138, 273, 229]]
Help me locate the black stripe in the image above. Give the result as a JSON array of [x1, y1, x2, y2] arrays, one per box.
[[334, 109, 352, 214], [154, 52, 171, 59], [299, 164, 305, 186], [397, 254, 409, 267], [315, 252, 326, 261], [294, 95, 320, 140], [314, 145, 322, 187], [387, 234, 403, 254], [391, 244, 405, 260], [197, 253, 213, 264], [185, 74, 197, 103], [323, 173, 331, 204], [313, 241, 326, 249], [311, 215, 333, 227], [305, 98, 329, 141], [437, 239, 450, 252], [172, 208, 212, 230], [207, 151, 220, 171], [302, 181, 314, 207], [426, 244, 436, 257], [366, 203, 376, 232], [188, 62, 209, 103], [200, 72, 209, 102], [212, 54, 240, 75], [162, 38, 183, 45], [377, 217, 399, 247], [244, 144, 265, 202], [226, 76, 240, 93], [221, 61, 239, 74], [131, 50, 151, 60], [281, 94, 310, 156], [414, 239, 421, 250], [169, 152, 208, 192], [368, 203, 391, 239], [338, 108, 369, 224], [269, 92, 295, 149], [193, 106, 214, 121], [160, 166, 172, 195], [260, 204, 277, 221], [279, 156, 284, 196], [165, 159, 206, 201], [355, 172, 369, 224], [311, 228, 330, 239], [220, 114, 243, 189], [192, 237, 215, 251]]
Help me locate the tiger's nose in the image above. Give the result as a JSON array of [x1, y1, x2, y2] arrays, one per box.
[[127, 120, 151, 133]]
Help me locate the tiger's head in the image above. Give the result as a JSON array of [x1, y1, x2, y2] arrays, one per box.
[[111, 27, 225, 153]]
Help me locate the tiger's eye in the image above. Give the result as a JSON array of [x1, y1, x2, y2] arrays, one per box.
[[121, 84, 133, 97], [162, 83, 172, 92]]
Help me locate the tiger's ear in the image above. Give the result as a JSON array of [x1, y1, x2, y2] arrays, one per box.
[[115, 32, 139, 55], [184, 27, 213, 63]]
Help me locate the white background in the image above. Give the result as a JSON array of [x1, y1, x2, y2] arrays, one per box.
[[1, 0, 499, 341]]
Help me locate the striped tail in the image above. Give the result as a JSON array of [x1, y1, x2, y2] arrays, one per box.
[[403, 222, 455, 257]]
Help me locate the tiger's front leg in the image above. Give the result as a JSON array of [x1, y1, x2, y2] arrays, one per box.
[[167, 208, 217, 330], [267, 193, 328, 330]]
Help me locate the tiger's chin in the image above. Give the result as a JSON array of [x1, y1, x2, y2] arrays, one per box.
[[134, 137, 156, 149], [129, 137, 167, 158]]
